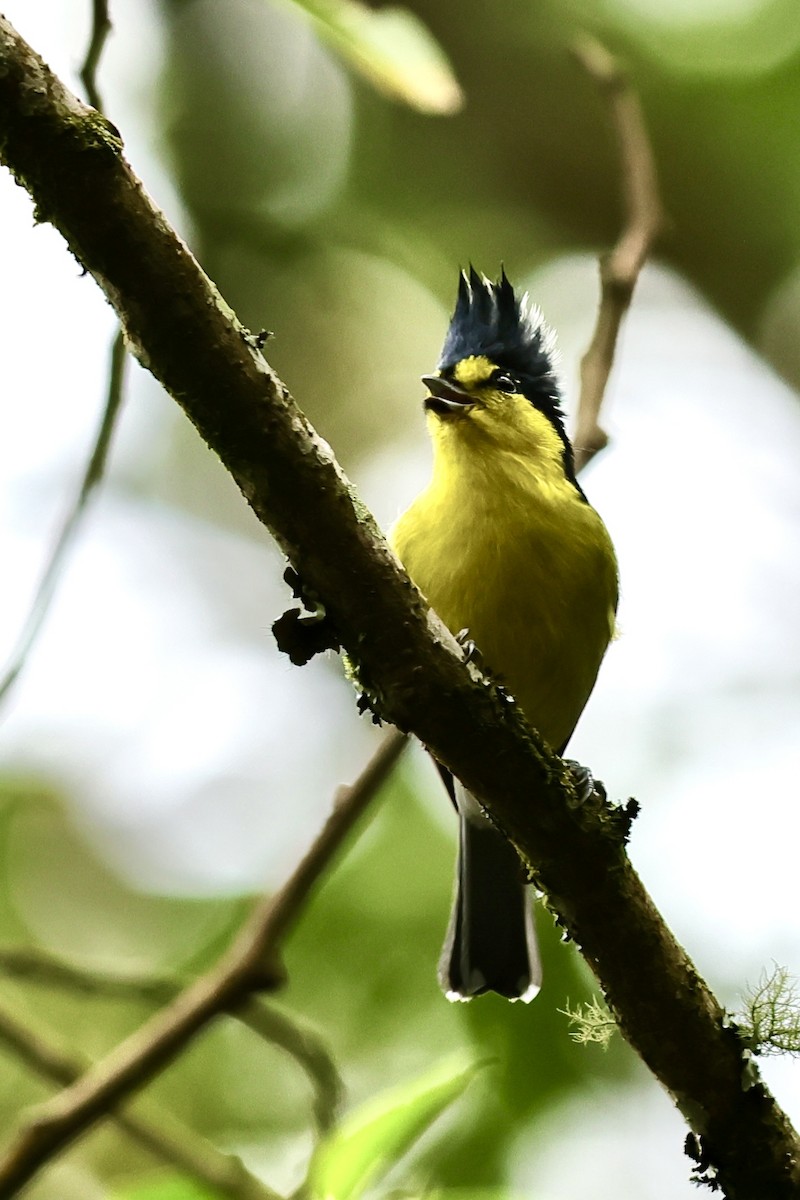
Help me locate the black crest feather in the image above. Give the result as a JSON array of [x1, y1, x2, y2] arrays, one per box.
[[437, 268, 583, 494], [439, 268, 556, 394]]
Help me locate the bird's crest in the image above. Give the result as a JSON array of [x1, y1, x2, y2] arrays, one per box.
[[438, 267, 559, 401], [437, 268, 583, 494]]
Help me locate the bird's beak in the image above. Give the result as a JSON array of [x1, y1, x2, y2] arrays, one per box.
[[422, 374, 475, 415]]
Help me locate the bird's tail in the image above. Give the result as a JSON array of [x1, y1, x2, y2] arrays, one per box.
[[439, 783, 541, 1002]]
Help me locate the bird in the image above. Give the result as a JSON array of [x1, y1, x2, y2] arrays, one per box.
[[389, 267, 618, 1002]]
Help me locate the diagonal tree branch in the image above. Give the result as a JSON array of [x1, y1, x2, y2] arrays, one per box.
[[0, 16, 798, 1200]]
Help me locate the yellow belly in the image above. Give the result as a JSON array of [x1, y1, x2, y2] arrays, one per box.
[[390, 476, 617, 752]]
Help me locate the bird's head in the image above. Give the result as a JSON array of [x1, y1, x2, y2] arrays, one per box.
[[423, 268, 580, 490]]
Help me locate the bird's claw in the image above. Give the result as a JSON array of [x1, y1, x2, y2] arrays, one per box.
[[564, 759, 606, 806], [456, 628, 482, 666]]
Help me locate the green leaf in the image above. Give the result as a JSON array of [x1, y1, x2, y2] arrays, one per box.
[[113, 1174, 219, 1200], [285, 0, 464, 114], [309, 1054, 486, 1200]]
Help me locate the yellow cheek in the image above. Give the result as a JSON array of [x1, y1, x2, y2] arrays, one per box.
[[475, 394, 555, 446], [507, 397, 553, 441]]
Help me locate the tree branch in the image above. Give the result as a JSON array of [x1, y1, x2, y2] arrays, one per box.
[[0, 722, 405, 1195], [0, 328, 127, 713], [238, 1001, 343, 1134], [0, 948, 343, 1134], [0, 999, 281, 1200], [571, 36, 667, 472], [0, 16, 797, 1199]]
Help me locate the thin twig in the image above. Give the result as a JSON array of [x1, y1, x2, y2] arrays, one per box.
[[0, 728, 407, 1195], [0, 998, 281, 1200], [0, 948, 175, 1004], [0, 0, 124, 715], [79, 0, 112, 112], [238, 1001, 343, 1133], [0, 327, 127, 714], [0, 947, 344, 1133], [571, 35, 667, 472]]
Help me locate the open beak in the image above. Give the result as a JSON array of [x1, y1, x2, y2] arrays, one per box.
[[422, 374, 475, 415]]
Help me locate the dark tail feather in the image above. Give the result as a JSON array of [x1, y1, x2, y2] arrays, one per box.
[[439, 784, 541, 1002]]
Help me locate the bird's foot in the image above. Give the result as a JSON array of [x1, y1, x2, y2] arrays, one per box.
[[563, 759, 607, 806], [563, 760, 640, 843], [455, 627, 482, 666], [455, 629, 518, 711]]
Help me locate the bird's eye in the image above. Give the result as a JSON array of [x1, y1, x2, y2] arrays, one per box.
[[490, 370, 517, 393]]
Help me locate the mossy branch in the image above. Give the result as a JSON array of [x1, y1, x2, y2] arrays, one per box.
[[1, 15, 799, 1200]]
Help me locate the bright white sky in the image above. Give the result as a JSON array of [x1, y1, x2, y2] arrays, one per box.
[[1, 4, 800, 1197]]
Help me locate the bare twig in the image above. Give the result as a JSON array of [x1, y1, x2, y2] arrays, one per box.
[[79, 0, 112, 112], [0, 999, 281, 1200], [0, 947, 344, 1133], [0, 728, 406, 1195], [238, 1001, 343, 1133], [0, 0, 125, 716], [0, 947, 176, 1004], [0, 294, 127, 715], [571, 36, 667, 472]]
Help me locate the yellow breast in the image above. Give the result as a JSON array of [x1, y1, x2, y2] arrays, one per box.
[[390, 424, 617, 752]]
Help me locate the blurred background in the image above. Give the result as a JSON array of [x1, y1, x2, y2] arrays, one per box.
[[2, 0, 800, 1196]]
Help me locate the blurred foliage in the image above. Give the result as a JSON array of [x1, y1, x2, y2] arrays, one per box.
[[159, 0, 800, 394], [4, 0, 800, 1195], [0, 769, 628, 1197], [114, 1178, 219, 1200], [288, 0, 464, 114], [147, 0, 800, 539], [308, 1053, 485, 1200]]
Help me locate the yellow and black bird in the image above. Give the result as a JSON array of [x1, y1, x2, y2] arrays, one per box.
[[390, 268, 618, 1002]]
